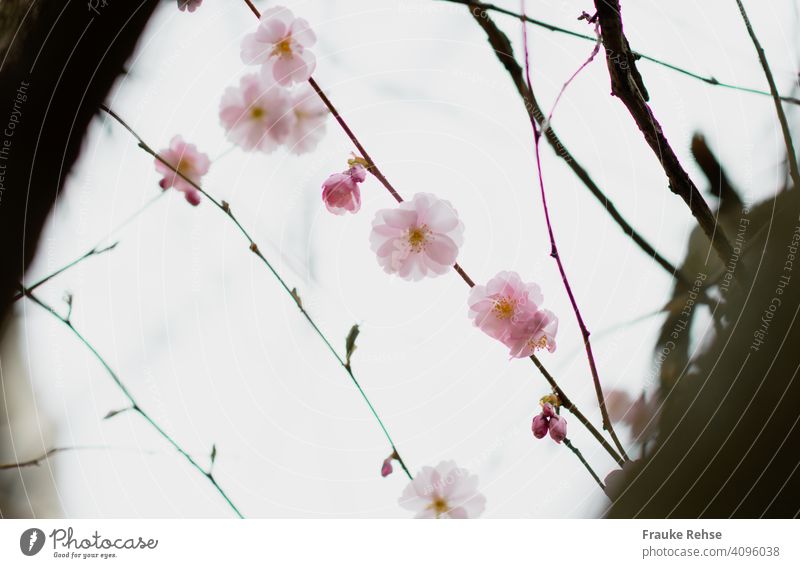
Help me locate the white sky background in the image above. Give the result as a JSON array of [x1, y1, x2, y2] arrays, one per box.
[[11, 0, 799, 517]]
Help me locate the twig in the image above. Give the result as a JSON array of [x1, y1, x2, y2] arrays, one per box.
[[19, 288, 245, 518], [98, 105, 415, 481], [520, 0, 629, 462], [440, 0, 800, 106], [592, 0, 737, 270], [13, 191, 166, 302], [240, 0, 623, 471], [0, 444, 159, 470], [466, 6, 689, 287], [564, 438, 606, 491], [733, 0, 800, 191]]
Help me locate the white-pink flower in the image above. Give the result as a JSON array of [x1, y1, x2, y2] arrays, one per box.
[[240, 6, 317, 86], [219, 73, 293, 153], [468, 271, 544, 341], [177, 0, 202, 12], [321, 164, 366, 215], [505, 308, 558, 357], [399, 461, 486, 519], [370, 193, 464, 281], [154, 135, 210, 206], [285, 85, 328, 155]]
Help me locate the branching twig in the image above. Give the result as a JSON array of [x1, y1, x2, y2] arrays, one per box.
[[519, 0, 629, 462], [592, 0, 738, 270], [733, 0, 800, 191], [441, 0, 800, 106], [98, 105, 415, 481], [19, 289, 245, 518], [466, 7, 689, 287]]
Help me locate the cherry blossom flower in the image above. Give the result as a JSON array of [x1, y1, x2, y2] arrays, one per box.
[[468, 271, 544, 341], [505, 308, 558, 358], [399, 461, 486, 519], [370, 193, 464, 280], [321, 162, 366, 215], [531, 402, 567, 444], [177, 0, 202, 12], [285, 85, 328, 155], [154, 135, 210, 206], [240, 6, 317, 86], [219, 73, 293, 153]]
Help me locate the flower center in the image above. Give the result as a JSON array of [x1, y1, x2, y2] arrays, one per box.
[[406, 225, 431, 253], [527, 335, 550, 351], [250, 106, 265, 120], [492, 296, 517, 320], [176, 157, 193, 175], [429, 497, 450, 518], [273, 37, 294, 57]]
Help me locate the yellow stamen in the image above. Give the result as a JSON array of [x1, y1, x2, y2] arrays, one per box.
[[428, 497, 450, 518], [250, 106, 265, 120], [272, 38, 293, 56], [407, 225, 431, 252], [492, 297, 516, 320]]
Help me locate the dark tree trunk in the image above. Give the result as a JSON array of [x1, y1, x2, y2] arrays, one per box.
[[0, 0, 159, 322]]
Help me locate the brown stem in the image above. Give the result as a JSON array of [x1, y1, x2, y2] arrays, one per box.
[[592, 0, 737, 270], [519, 3, 628, 461], [466, 7, 690, 288], [733, 0, 800, 192]]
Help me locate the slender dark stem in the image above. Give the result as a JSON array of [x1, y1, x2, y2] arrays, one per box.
[[466, 7, 689, 288], [592, 0, 738, 271], [99, 105, 414, 481], [14, 191, 166, 302], [564, 439, 606, 491], [441, 0, 800, 106], [734, 0, 800, 191], [20, 288, 244, 518], [519, 0, 628, 462], [240, 0, 622, 473]]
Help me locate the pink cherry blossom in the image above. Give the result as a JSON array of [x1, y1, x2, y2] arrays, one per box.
[[370, 193, 464, 281], [505, 308, 559, 358], [177, 0, 202, 12], [240, 6, 317, 86], [154, 135, 210, 206], [286, 85, 328, 155], [321, 163, 366, 215], [531, 402, 567, 444], [219, 73, 292, 153], [605, 389, 658, 443], [468, 271, 544, 341], [399, 461, 486, 519]]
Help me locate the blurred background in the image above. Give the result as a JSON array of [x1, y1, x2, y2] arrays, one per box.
[[1, 0, 798, 517]]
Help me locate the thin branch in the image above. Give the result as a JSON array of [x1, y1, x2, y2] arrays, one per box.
[[592, 0, 738, 270], [520, 0, 628, 462], [0, 444, 159, 470], [564, 438, 606, 491], [98, 105, 415, 481], [733, 0, 800, 191], [19, 289, 245, 518], [466, 6, 689, 287], [14, 190, 167, 301], [440, 0, 800, 106]]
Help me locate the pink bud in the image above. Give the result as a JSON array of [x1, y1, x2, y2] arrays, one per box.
[[532, 413, 549, 439], [183, 189, 201, 206], [541, 402, 556, 418], [321, 166, 364, 215], [381, 457, 394, 478], [548, 414, 567, 444]]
